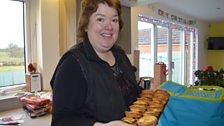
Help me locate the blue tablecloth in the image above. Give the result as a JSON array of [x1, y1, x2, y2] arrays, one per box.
[[158, 81, 224, 126]]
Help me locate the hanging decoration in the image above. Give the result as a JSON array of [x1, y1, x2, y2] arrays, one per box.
[[138, 14, 197, 32], [150, 5, 196, 25]]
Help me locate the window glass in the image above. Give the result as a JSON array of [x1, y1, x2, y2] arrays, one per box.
[[138, 15, 198, 85], [171, 29, 183, 83], [138, 21, 154, 77], [157, 25, 168, 65], [0, 0, 26, 87]]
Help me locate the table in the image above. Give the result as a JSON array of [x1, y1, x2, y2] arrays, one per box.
[[0, 108, 51, 126]]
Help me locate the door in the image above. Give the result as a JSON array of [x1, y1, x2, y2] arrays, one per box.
[[171, 29, 184, 83], [156, 25, 169, 80]]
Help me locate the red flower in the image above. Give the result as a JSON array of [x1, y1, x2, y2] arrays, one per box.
[[205, 65, 213, 71], [28, 63, 36, 73]]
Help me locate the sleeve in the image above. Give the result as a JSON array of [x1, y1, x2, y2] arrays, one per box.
[[51, 54, 96, 126]]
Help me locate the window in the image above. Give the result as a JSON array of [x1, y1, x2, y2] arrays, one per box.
[[157, 25, 168, 68], [138, 21, 154, 77], [138, 15, 198, 85], [0, 0, 26, 88]]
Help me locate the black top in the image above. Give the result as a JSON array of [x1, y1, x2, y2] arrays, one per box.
[[51, 54, 96, 126], [51, 39, 140, 126]]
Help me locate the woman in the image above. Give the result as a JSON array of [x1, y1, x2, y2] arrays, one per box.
[[50, 0, 141, 125]]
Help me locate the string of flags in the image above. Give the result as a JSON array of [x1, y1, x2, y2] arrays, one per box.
[[138, 14, 196, 32], [149, 5, 196, 25], [157, 9, 196, 25]]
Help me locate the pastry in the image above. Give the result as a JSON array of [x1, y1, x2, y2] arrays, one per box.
[[141, 89, 154, 95], [148, 103, 164, 109], [121, 89, 169, 125], [133, 100, 148, 106], [146, 108, 161, 117], [125, 111, 142, 119], [121, 117, 136, 124], [129, 104, 146, 113], [137, 115, 157, 126]]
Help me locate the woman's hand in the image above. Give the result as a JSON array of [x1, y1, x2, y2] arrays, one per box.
[[94, 120, 136, 126], [106, 120, 136, 126]]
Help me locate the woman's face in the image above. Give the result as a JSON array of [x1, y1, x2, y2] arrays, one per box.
[[85, 3, 119, 53]]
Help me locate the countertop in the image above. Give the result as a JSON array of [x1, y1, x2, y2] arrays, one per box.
[[0, 108, 51, 126]]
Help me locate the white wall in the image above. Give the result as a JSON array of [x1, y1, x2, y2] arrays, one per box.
[[30, 0, 60, 90], [40, 0, 60, 90], [196, 22, 209, 69], [130, 3, 209, 70]]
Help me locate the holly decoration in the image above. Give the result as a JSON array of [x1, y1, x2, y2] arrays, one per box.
[[194, 66, 224, 87]]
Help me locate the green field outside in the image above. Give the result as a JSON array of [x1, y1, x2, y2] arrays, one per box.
[[0, 66, 25, 72], [0, 44, 25, 86], [0, 49, 25, 73]]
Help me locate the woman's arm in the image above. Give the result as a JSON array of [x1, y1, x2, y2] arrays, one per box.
[[51, 54, 96, 126]]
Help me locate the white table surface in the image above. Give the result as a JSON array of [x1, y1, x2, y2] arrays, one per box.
[[0, 108, 51, 126]]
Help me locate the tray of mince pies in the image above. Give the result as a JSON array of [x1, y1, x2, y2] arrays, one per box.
[[121, 89, 170, 126]]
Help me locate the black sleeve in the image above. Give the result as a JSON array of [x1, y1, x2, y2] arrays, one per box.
[[51, 54, 96, 126]]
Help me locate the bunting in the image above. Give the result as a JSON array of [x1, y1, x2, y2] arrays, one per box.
[[150, 5, 196, 25]]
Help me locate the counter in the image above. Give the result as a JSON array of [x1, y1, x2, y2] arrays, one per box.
[[0, 108, 51, 126]]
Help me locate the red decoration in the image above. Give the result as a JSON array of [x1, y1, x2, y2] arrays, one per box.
[[205, 65, 214, 71], [28, 63, 37, 73]]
